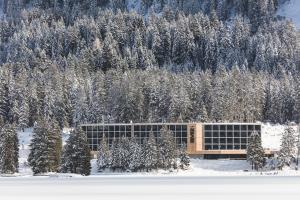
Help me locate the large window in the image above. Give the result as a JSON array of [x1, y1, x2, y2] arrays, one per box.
[[82, 123, 189, 151], [204, 124, 261, 151]]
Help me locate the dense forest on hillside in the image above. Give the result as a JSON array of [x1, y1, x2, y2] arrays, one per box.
[[0, 0, 299, 129]]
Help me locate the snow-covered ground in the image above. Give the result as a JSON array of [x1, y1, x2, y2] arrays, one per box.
[[12, 123, 300, 178], [1, 176, 300, 200], [278, 0, 300, 28]]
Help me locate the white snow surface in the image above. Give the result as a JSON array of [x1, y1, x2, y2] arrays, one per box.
[[1, 176, 300, 200], [278, 0, 300, 28], [10, 123, 300, 178]]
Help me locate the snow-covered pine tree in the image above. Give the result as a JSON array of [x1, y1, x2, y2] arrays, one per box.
[[128, 137, 142, 172], [47, 120, 62, 172], [60, 127, 91, 175], [179, 143, 190, 170], [277, 126, 297, 170], [0, 123, 19, 174], [247, 131, 265, 171], [28, 118, 62, 174], [158, 126, 177, 170], [141, 132, 158, 171], [119, 136, 131, 171], [110, 138, 122, 171], [28, 119, 51, 175], [97, 135, 110, 172]]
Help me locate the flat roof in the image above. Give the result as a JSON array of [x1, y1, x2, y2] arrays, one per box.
[[79, 122, 261, 126], [79, 122, 193, 126]]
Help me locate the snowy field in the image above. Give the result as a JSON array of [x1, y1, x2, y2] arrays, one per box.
[[0, 176, 300, 200]]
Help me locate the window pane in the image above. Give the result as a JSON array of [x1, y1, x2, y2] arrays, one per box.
[[205, 138, 212, 143], [205, 131, 212, 137], [248, 125, 254, 131], [234, 132, 240, 137], [234, 138, 240, 143], [234, 125, 240, 131], [109, 126, 114, 131], [255, 125, 261, 131], [213, 125, 219, 131], [205, 145, 212, 150], [213, 131, 219, 137], [220, 138, 226, 143], [213, 145, 219, 150], [227, 138, 233, 143], [220, 131, 226, 137], [241, 138, 247, 144], [205, 125, 212, 131], [213, 138, 219, 144], [241, 132, 247, 137]]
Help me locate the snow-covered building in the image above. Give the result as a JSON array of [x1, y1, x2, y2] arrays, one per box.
[[80, 122, 272, 159]]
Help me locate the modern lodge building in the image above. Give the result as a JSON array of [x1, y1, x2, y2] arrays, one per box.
[[80, 122, 271, 159]]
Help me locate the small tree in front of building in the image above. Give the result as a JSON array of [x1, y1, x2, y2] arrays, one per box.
[[179, 143, 190, 170], [128, 137, 142, 172], [277, 126, 297, 170], [142, 132, 159, 171], [247, 131, 265, 171], [158, 126, 178, 170], [97, 135, 110, 172], [60, 127, 91, 175]]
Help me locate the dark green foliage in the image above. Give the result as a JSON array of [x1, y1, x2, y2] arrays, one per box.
[[28, 118, 62, 175], [0, 123, 19, 174], [60, 127, 91, 175]]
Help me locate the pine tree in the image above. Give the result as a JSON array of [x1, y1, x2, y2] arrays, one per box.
[[128, 137, 142, 172], [142, 132, 158, 171], [61, 127, 91, 175], [158, 126, 177, 169], [28, 119, 51, 174], [110, 139, 122, 171], [247, 131, 265, 171], [179, 143, 190, 170], [28, 118, 62, 175], [97, 135, 110, 172], [0, 123, 19, 174], [277, 126, 297, 170], [47, 120, 62, 172]]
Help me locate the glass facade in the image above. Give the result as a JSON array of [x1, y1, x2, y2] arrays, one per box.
[[81, 123, 188, 151], [204, 123, 261, 151]]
